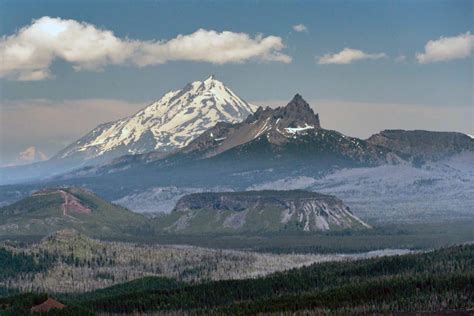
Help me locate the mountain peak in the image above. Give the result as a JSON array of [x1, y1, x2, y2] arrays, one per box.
[[183, 94, 323, 157], [290, 93, 305, 103], [6, 146, 48, 166], [273, 94, 321, 129], [285, 94, 313, 113], [53, 77, 255, 162], [187, 75, 222, 90], [205, 74, 216, 81]]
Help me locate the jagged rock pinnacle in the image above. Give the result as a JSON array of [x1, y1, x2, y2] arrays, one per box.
[[281, 94, 320, 128]]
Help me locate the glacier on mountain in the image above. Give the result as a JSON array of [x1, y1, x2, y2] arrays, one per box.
[[53, 75, 256, 162]]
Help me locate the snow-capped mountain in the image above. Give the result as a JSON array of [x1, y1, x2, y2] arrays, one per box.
[[61, 95, 401, 182], [53, 75, 256, 162], [1, 146, 48, 167], [16, 146, 48, 165]]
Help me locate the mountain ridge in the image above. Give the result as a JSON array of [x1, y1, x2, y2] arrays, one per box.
[[94, 94, 397, 172], [367, 129, 474, 163], [91, 95, 402, 174], [45, 95, 411, 195], [181, 94, 322, 157]]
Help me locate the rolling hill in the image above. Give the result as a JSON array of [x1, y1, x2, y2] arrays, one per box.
[[0, 188, 146, 238]]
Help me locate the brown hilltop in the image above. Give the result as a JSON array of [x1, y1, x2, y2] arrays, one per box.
[[32, 187, 92, 215], [31, 298, 65, 312]]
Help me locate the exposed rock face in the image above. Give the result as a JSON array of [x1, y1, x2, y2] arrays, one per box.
[[30, 298, 65, 313], [181, 94, 323, 157], [171, 94, 403, 169], [246, 94, 321, 129], [33, 188, 92, 215], [367, 130, 474, 163], [170, 190, 371, 232]]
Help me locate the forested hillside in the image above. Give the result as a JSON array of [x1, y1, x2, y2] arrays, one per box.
[[0, 229, 347, 293], [1, 244, 472, 315]]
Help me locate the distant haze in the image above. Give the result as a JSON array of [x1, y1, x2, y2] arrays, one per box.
[[0, 99, 143, 166]]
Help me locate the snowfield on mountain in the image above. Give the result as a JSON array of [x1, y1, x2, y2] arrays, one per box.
[[54, 76, 256, 162]]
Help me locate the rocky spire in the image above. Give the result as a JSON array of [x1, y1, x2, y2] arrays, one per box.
[[278, 94, 321, 128], [244, 94, 321, 128]]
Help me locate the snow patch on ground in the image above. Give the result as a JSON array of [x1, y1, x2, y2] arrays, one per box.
[[285, 124, 314, 134], [116, 153, 473, 224], [248, 176, 317, 191], [310, 153, 474, 224], [246, 153, 474, 224], [114, 187, 203, 214], [114, 186, 234, 214]]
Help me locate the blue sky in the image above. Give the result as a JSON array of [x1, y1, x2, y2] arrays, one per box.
[[0, 0, 473, 164]]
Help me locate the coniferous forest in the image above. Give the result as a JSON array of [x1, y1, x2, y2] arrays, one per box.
[[1, 244, 472, 315]]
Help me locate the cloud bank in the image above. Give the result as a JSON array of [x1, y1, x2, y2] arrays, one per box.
[[318, 48, 386, 64], [0, 17, 291, 81], [416, 32, 474, 63]]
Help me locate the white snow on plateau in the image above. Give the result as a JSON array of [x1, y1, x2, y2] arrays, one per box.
[[54, 76, 256, 161]]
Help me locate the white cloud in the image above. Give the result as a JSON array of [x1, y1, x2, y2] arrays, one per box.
[[292, 24, 308, 32], [416, 32, 474, 63], [133, 29, 292, 66], [318, 48, 386, 64], [0, 17, 132, 80], [0, 17, 291, 81]]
